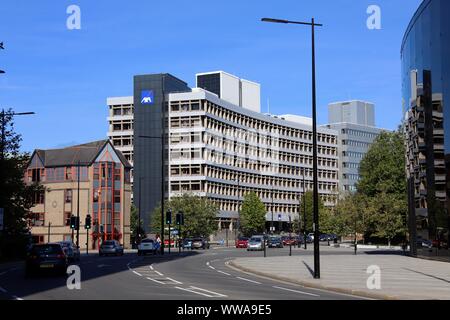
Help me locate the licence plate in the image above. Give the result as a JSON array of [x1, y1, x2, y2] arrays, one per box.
[[40, 264, 54, 268]]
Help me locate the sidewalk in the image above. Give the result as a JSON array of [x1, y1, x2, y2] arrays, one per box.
[[229, 252, 450, 300]]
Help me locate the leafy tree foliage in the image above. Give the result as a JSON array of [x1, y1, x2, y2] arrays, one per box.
[[150, 193, 218, 238], [240, 192, 266, 236]]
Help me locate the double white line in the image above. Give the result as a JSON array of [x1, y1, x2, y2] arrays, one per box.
[[175, 286, 227, 298]]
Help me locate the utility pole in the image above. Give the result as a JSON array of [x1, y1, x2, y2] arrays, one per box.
[[48, 222, 51, 243], [76, 161, 80, 248], [303, 169, 307, 250]]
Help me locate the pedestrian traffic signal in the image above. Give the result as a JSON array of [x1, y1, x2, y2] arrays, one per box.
[[166, 209, 172, 225], [176, 212, 184, 226], [85, 214, 91, 230]]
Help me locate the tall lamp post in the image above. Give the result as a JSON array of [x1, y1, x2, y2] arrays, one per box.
[[235, 178, 240, 240], [261, 17, 322, 279]]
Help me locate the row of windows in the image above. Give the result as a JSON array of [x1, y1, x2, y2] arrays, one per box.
[[111, 120, 133, 132], [112, 137, 133, 147], [203, 101, 337, 145], [342, 140, 371, 148], [342, 162, 360, 169], [342, 128, 379, 139], [343, 174, 360, 181], [109, 104, 133, 117], [170, 116, 202, 128], [27, 167, 89, 183], [342, 151, 366, 159], [170, 100, 201, 112]]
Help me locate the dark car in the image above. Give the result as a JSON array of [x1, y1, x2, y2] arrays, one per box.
[[99, 240, 124, 256], [268, 236, 283, 248], [57, 241, 80, 262], [25, 243, 68, 277], [235, 237, 249, 248], [183, 238, 193, 249], [192, 238, 210, 250], [319, 234, 329, 242]]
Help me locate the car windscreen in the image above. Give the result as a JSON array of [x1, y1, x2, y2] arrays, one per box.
[[250, 238, 262, 242], [103, 241, 115, 245], [31, 245, 63, 255], [238, 237, 248, 241]]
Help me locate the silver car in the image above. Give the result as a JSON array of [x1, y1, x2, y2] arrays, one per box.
[[57, 241, 80, 262], [247, 237, 264, 251], [99, 240, 124, 256]]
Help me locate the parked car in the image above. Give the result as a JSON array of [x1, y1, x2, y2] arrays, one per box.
[[247, 236, 264, 251], [138, 238, 157, 256], [268, 236, 283, 248], [417, 239, 433, 249], [307, 233, 315, 241], [57, 241, 80, 262], [183, 238, 193, 249], [25, 243, 68, 277], [99, 240, 124, 256], [319, 234, 329, 242], [192, 238, 210, 250], [235, 237, 249, 248], [282, 236, 297, 246]]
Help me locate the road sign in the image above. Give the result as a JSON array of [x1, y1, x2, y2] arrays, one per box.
[[0, 208, 4, 231]]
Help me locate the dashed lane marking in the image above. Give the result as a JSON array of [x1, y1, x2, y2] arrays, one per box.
[[236, 277, 262, 284], [217, 270, 231, 276], [133, 271, 142, 277], [166, 277, 183, 285], [146, 277, 166, 285], [273, 286, 320, 297]]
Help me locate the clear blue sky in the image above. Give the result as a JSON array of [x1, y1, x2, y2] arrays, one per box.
[[0, 0, 422, 152]]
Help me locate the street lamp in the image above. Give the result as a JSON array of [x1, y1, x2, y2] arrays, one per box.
[[235, 178, 240, 240], [261, 17, 322, 279]]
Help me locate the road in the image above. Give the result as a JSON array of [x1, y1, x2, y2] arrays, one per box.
[[0, 246, 367, 300]]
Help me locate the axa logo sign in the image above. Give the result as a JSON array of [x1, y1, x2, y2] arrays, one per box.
[[141, 90, 154, 105]]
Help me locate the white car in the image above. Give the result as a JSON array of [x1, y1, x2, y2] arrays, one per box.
[[137, 238, 157, 256]]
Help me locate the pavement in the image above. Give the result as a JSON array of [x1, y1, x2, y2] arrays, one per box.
[[229, 249, 450, 300]]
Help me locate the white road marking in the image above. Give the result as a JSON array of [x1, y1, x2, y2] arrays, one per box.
[[146, 277, 166, 285], [149, 265, 154, 270], [206, 262, 210, 266], [208, 265, 216, 270], [0, 286, 7, 293], [175, 286, 213, 298], [133, 271, 142, 276], [217, 270, 231, 276], [189, 286, 227, 297], [13, 296, 23, 301], [236, 277, 261, 284], [273, 286, 319, 297], [166, 277, 183, 285], [154, 270, 164, 276]]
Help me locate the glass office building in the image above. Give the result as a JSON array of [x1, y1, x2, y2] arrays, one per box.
[[402, 0, 450, 257]]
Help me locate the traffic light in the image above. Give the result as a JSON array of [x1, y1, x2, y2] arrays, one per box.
[[70, 216, 79, 230], [85, 214, 91, 230], [176, 212, 184, 226], [166, 209, 172, 225], [70, 216, 76, 229]]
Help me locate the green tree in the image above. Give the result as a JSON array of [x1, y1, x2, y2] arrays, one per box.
[[357, 130, 406, 197], [298, 191, 325, 233], [150, 194, 218, 238], [0, 109, 42, 260], [240, 192, 266, 236]]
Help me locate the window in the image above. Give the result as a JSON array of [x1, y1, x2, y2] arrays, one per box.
[[33, 191, 45, 205], [30, 168, 41, 182], [29, 212, 45, 227], [65, 167, 72, 180], [93, 190, 99, 202], [114, 190, 121, 203], [64, 212, 72, 226], [65, 189, 73, 203]]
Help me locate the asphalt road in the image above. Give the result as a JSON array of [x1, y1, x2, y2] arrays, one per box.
[[0, 246, 368, 300]]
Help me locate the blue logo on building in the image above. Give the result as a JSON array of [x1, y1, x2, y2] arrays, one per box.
[[141, 90, 154, 105]]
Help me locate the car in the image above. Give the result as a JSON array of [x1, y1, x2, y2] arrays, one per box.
[[268, 236, 283, 248], [191, 238, 210, 250], [235, 237, 249, 248], [99, 240, 124, 256], [183, 238, 193, 249], [247, 236, 264, 251], [307, 233, 315, 241], [319, 234, 329, 242], [417, 239, 433, 249], [25, 243, 68, 277], [57, 241, 80, 262], [138, 238, 157, 256], [282, 236, 297, 246]]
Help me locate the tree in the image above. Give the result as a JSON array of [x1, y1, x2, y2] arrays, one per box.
[[150, 194, 218, 238], [357, 130, 406, 197], [130, 204, 145, 244], [0, 109, 42, 260], [298, 191, 325, 233], [240, 192, 266, 236]]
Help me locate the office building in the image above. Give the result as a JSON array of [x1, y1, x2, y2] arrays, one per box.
[[323, 100, 384, 192], [26, 140, 132, 249], [402, 0, 450, 257], [120, 71, 339, 233]]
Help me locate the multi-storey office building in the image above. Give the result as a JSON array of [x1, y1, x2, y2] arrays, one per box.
[[26, 140, 132, 249], [129, 71, 339, 233], [401, 0, 450, 257], [322, 101, 384, 193]]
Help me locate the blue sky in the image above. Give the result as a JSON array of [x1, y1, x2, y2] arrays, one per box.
[[0, 0, 422, 152]]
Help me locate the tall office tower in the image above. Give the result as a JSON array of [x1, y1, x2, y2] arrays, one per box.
[[323, 100, 385, 192]]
